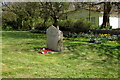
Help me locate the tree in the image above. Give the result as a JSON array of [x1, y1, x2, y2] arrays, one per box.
[[2, 2, 41, 30], [77, 2, 119, 29], [72, 2, 97, 22], [2, 2, 28, 30], [94, 2, 119, 29], [2, 2, 70, 30], [39, 2, 69, 27], [101, 2, 112, 28]]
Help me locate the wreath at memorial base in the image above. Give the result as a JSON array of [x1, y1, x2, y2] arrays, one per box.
[[38, 48, 54, 54]]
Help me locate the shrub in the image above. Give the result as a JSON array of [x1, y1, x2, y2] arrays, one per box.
[[107, 36, 118, 41], [59, 19, 73, 31], [96, 25, 112, 30], [4, 26, 13, 31], [35, 23, 47, 30], [30, 29, 46, 34], [89, 37, 107, 44], [59, 19, 92, 33], [112, 28, 120, 31]]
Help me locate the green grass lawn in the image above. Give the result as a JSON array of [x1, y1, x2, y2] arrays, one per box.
[[2, 31, 119, 78]]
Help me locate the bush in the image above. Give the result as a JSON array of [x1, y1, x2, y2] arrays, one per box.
[[30, 29, 46, 34], [59, 19, 92, 33], [3, 26, 13, 31], [35, 23, 48, 30], [59, 19, 73, 31], [112, 28, 120, 31], [96, 25, 112, 30], [89, 37, 107, 44]]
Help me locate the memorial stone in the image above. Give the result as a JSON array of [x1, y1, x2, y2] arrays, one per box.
[[46, 25, 63, 52]]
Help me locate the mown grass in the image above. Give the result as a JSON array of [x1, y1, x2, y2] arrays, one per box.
[[2, 31, 119, 78]]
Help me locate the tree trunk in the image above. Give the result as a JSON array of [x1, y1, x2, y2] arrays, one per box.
[[102, 2, 112, 28], [53, 16, 58, 27]]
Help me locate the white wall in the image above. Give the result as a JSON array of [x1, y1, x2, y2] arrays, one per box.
[[99, 16, 119, 29]]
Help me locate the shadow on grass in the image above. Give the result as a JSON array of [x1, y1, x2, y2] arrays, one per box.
[[65, 41, 119, 60], [2, 31, 46, 39], [65, 43, 90, 59], [96, 44, 120, 59]]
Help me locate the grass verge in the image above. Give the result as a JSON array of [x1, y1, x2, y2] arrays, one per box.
[[2, 31, 119, 78]]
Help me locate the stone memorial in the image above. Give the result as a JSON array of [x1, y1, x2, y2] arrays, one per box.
[[46, 25, 63, 52]]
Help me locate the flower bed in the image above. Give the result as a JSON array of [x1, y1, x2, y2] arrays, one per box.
[[64, 32, 120, 44]]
